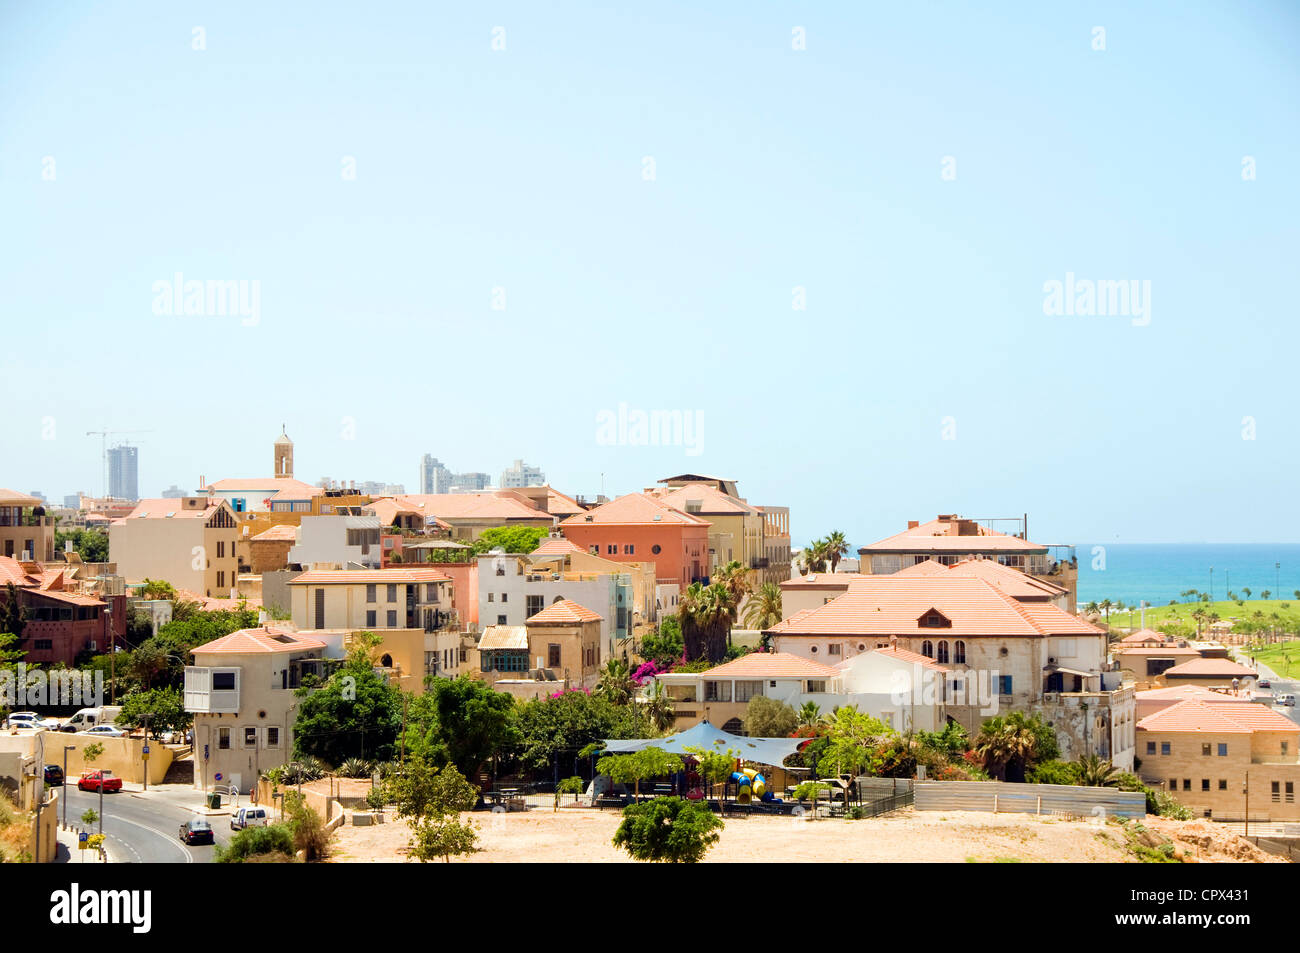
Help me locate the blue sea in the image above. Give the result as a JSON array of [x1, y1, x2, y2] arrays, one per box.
[[1077, 544, 1300, 607]]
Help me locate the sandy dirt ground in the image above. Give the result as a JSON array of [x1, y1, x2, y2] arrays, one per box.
[[327, 806, 1272, 863]]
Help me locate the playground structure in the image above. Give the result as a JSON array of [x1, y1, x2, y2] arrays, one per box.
[[732, 766, 776, 804]]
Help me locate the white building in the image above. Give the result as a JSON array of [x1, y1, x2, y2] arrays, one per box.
[[500, 459, 545, 489]]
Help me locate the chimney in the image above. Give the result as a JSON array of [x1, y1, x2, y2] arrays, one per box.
[[907, 520, 919, 530], [889, 634, 898, 650]]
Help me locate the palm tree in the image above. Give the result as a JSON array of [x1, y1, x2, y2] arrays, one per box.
[[640, 681, 676, 733], [595, 658, 637, 706], [1098, 599, 1113, 623], [797, 701, 823, 729], [1242, 587, 1252, 600], [1083, 601, 1100, 618], [678, 582, 738, 664], [824, 531, 849, 573], [1076, 754, 1120, 787], [801, 539, 829, 575], [743, 582, 783, 633], [713, 560, 754, 647]]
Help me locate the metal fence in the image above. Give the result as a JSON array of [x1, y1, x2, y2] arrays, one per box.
[[914, 780, 1146, 819]]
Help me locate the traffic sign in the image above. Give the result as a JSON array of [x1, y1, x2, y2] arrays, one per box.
[[214, 772, 223, 781]]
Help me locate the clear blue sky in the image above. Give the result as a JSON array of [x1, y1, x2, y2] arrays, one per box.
[[2, 1, 1297, 545]]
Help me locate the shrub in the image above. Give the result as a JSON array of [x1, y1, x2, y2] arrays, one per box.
[[612, 797, 723, 863], [217, 824, 296, 863], [1026, 759, 1081, 786], [743, 696, 798, 738], [285, 793, 330, 861], [338, 758, 373, 779]]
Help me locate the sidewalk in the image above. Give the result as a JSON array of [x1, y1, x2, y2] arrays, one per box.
[[119, 780, 232, 816], [53, 824, 115, 864]]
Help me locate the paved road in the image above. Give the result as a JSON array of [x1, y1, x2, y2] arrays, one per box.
[[58, 784, 233, 863], [1233, 651, 1300, 725]]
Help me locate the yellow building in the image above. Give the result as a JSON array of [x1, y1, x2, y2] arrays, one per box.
[[108, 497, 240, 597], [650, 481, 764, 575], [0, 489, 55, 561]]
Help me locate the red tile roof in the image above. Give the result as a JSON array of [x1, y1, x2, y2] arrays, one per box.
[[859, 517, 1047, 554], [525, 599, 603, 625], [251, 525, 298, 542], [376, 493, 549, 523], [651, 482, 758, 516], [779, 573, 865, 591], [206, 477, 318, 494], [531, 537, 586, 556], [1161, 658, 1258, 679], [692, 651, 840, 680], [124, 498, 225, 520], [849, 645, 951, 672], [559, 493, 709, 527], [193, 626, 326, 655], [1137, 698, 1299, 734], [0, 489, 42, 506], [767, 575, 1103, 638]]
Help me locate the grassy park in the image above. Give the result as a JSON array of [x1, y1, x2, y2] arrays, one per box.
[[1095, 599, 1300, 636], [1243, 640, 1300, 680]]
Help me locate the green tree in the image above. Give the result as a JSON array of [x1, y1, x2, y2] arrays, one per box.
[[116, 687, 191, 736], [612, 797, 723, 863], [0, 583, 26, 643], [55, 528, 109, 563], [824, 530, 849, 573], [395, 762, 480, 863], [742, 582, 783, 631], [597, 747, 683, 801], [293, 655, 403, 765], [639, 618, 684, 667], [403, 676, 519, 780], [471, 526, 549, 556], [677, 581, 739, 663], [685, 745, 739, 814], [797, 701, 823, 729], [641, 680, 676, 734], [283, 791, 330, 860], [594, 658, 637, 706], [554, 775, 584, 811], [743, 696, 798, 737], [138, 578, 177, 600], [216, 824, 296, 863], [818, 706, 894, 777], [974, 712, 1058, 782], [1076, 754, 1120, 787], [513, 690, 640, 774]]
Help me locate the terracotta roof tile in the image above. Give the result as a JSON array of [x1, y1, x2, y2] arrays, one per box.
[[859, 517, 1047, 554], [525, 599, 603, 624], [193, 626, 326, 655], [1161, 658, 1258, 678], [694, 651, 840, 679], [1137, 698, 1298, 734], [559, 493, 709, 527]]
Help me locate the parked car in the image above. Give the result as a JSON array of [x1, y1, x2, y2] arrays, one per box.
[[43, 764, 65, 786], [4, 712, 53, 730], [77, 771, 122, 793], [60, 706, 123, 732], [230, 806, 270, 830], [1280, 694, 1296, 707], [1259, 679, 1271, 688], [79, 725, 126, 737], [179, 818, 214, 845]]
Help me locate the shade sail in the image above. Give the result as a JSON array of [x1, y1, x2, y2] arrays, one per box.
[[601, 720, 805, 767]]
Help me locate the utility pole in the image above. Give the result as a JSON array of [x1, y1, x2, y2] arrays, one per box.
[[62, 745, 74, 828]]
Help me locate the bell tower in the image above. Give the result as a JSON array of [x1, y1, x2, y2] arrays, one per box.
[[274, 425, 294, 479]]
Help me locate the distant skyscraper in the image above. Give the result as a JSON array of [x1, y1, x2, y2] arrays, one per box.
[[107, 445, 139, 500], [63, 494, 81, 509], [451, 472, 491, 492], [419, 455, 452, 494], [161, 484, 185, 498], [500, 459, 545, 488]]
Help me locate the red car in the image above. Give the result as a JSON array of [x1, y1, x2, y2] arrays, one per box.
[[78, 771, 122, 793]]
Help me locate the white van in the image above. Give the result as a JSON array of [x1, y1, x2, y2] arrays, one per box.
[[1279, 694, 1296, 707], [61, 706, 123, 732], [231, 806, 270, 830]]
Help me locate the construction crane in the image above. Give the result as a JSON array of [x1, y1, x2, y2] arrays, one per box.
[[85, 429, 153, 499]]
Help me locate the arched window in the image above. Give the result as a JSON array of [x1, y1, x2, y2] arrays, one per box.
[[921, 640, 933, 658], [722, 717, 746, 735], [954, 640, 966, 664], [380, 654, 393, 668], [936, 640, 949, 664]]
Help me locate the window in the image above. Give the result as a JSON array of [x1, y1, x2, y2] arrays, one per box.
[[1168, 778, 1177, 790], [1284, 742, 1290, 756], [548, 644, 561, 667], [266, 727, 280, 748], [1272, 781, 1281, 803], [1218, 779, 1227, 791], [488, 593, 494, 602], [998, 675, 1013, 696], [212, 672, 236, 691], [34, 639, 52, 650], [526, 595, 544, 617], [827, 644, 842, 657], [501, 593, 508, 603], [954, 640, 966, 664], [921, 640, 933, 658], [919, 611, 951, 628], [652, 544, 661, 555], [1161, 742, 1171, 756], [366, 584, 376, 603], [1182, 779, 1191, 791], [386, 584, 397, 602], [386, 610, 397, 627], [216, 571, 224, 588], [806, 680, 826, 693], [1146, 741, 1156, 755], [936, 641, 950, 664], [608, 545, 616, 555], [1217, 743, 1228, 757], [589, 546, 599, 555], [1287, 782, 1295, 803], [497, 615, 506, 625], [217, 541, 224, 558], [1201, 778, 1210, 791], [244, 727, 257, 747], [1202, 743, 1211, 756], [426, 583, 438, 601], [624, 544, 635, 554], [734, 681, 763, 703], [704, 681, 731, 702], [218, 727, 230, 750], [365, 610, 376, 627]]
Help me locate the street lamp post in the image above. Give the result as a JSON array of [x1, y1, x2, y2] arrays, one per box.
[[1243, 772, 1250, 837], [62, 745, 74, 828]]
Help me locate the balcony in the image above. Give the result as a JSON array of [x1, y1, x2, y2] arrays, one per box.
[[183, 666, 240, 713]]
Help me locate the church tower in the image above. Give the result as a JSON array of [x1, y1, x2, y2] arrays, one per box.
[[274, 425, 294, 479]]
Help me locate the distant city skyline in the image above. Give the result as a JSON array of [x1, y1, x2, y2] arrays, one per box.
[[4, 2, 1298, 544]]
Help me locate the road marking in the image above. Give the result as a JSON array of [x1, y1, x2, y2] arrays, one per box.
[[98, 812, 194, 863]]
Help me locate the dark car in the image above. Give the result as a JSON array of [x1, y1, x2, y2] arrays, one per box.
[[179, 818, 214, 845], [43, 764, 65, 786]]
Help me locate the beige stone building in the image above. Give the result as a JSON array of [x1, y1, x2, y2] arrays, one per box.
[[523, 599, 603, 689], [184, 626, 330, 794], [108, 497, 240, 597], [0, 488, 55, 561], [1136, 699, 1300, 821]]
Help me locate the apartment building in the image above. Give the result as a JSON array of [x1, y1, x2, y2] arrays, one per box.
[[287, 567, 462, 690], [650, 481, 764, 576], [858, 514, 1078, 612], [560, 492, 710, 588], [0, 556, 126, 665], [287, 514, 383, 570], [766, 572, 1134, 767], [1136, 699, 1300, 821], [654, 473, 790, 587], [108, 497, 240, 597], [185, 626, 330, 795], [0, 488, 55, 561]]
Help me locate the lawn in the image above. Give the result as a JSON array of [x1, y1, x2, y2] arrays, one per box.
[[1098, 599, 1300, 635], [1244, 641, 1300, 680]]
